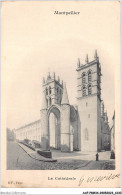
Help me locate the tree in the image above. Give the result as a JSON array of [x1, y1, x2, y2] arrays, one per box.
[[7, 128, 15, 141]]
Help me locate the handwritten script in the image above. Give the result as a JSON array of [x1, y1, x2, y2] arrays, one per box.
[[78, 173, 120, 186]]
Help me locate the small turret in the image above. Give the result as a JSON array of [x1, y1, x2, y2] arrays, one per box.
[[77, 58, 80, 68], [47, 72, 51, 80], [94, 50, 98, 59], [85, 54, 89, 64]]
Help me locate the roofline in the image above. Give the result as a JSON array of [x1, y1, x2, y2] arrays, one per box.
[[15, 119, 40, 131], [76, 59, 99, 71], [43, 79, 63, 88]]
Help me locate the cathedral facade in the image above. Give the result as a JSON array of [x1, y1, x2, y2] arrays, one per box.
[[40, 51, 110, 152], [14, 51, 111, 152]]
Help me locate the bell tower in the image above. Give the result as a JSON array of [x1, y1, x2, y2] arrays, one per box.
[[42, 72, 63, 107], [77, 50, 101, 100], [40, 72, 72, 152], [76, 50, 102, 152]]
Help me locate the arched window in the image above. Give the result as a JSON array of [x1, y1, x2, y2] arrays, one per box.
[[60, 89, 62, 104], [49, 97, 52, 106], [88, 71, 92, 82], [88, 84, 92, 95], [46, 88, 48, 95], [57, 87, 59, 94], [82, 86, 86, 97], [84, 128, 89, 141], [82, 73, 86, 84], [49, 86, 51, 94]]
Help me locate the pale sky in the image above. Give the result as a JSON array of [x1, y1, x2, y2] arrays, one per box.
[[1, 1, 120, 129]]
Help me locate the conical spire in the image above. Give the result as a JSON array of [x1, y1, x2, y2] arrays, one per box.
[[77, 58, 80, 68], [41, 89, 47, 109], [85, 54, 89, 63], [94, 50, 98, 59], [47, 72, 51, 80], [61, 82, 69, 104]]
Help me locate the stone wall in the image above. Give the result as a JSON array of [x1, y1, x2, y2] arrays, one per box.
[[78, 95, 98, 152]]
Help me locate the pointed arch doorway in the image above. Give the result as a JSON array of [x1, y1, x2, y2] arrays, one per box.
[[48, 106, 61, 150]]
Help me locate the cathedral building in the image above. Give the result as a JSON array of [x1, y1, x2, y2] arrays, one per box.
[[14, 51, 111, 152]]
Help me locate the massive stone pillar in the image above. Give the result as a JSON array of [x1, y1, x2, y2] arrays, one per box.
[[40, 109, 49, 151], [49, 112, 56, 148], [40, 89, 49, 151], [61, 104, 70, 152]]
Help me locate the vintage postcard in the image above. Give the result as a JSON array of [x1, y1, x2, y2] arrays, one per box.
[[1, 1, 120, 188]]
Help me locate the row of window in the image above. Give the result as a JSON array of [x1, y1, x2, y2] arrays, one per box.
[[46, 86, 62, 95], [82, 71, 92, 84], [28, 135, 41, 141], [46, 86, 52, 95], [82, 85, 92, 96], [16, 128, 40, 137], [16, 135, 41, 142]]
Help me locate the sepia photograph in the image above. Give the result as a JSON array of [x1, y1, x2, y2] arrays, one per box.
[[1, 1, 120, 188], [7, 51, 115, 171]]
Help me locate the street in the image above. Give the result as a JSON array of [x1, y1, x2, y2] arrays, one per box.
[[7, 141, 115, 170]]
